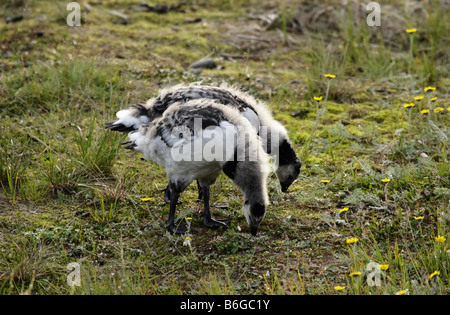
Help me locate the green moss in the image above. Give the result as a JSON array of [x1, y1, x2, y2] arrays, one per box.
[[366, 109, 395, 123], [345, 124, 364, 137]]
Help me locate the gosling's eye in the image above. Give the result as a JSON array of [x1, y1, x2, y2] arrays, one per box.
[[179, 133, 183, 138]]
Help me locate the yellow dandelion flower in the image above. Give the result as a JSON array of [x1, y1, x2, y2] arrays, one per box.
[[321, 180, 331, 184], [429, 271, 440, 279], [406, 28, 417, 34], [185, 217, 192, 221], [346, 237, 359, 244], [379, 264, 389, 271], [435, 235, 446, 243], [414, 96, 424, 101], [381, 178, 391, 183], [421, 109, 430, 115], [403, 103, 415, 109], [339, 207, 349, 214], [314, 96, 323, 101], [140, 197, 153, 201], [447, 107, 450, 112], [395, 290, 407, 295], [434, 107, 443, 113], [414, 216, 424, 220], [430, 97, 438, 102], [424, 87, 436, 93], [324, 74, 336, 79], [349, 272, 361, 277], [334, 286, 345, 291]]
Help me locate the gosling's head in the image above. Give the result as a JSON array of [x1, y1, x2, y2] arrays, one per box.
[[276, 159, 301, 192], [243, 200, 266, 236], [276, 139, 301, 192]]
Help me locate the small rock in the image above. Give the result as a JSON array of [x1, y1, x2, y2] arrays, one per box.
[[290, 110, 310, 118], [189, 58, 217, 69], [6, 15, 24, 23]]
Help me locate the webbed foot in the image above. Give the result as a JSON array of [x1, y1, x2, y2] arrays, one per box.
[[167, 222, 189, 234], [203, 216, 231, 229]]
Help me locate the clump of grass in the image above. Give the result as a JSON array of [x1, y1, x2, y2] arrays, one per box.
[[0, 60, 126, 116], [0, 235, 62, 295], [88, 172, 135, 206], [39, 118, 124, 196], [303, 37, 347, 102], [0, 134, 32, 206], [42, 154, 78, 195], [88, 195, 118, 224], [0, 137, 27, 186], [1, 167, 21, 206], [74, 117, 124, 179]]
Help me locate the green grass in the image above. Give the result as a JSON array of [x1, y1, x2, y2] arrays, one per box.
[[0, 0, 449, 295]]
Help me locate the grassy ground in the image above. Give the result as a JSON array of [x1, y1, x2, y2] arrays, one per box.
[[0, 0, 449, 295]]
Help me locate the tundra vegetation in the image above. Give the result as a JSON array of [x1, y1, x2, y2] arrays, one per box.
[[0, 0, 449, 295]]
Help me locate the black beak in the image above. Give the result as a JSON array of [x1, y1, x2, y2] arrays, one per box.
[[281, 185, 288, 193], [250, 226, 258, 236]]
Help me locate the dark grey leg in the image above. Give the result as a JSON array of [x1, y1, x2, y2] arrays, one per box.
[[166, 182, 188, 234], [163, 184, 181, 205]]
